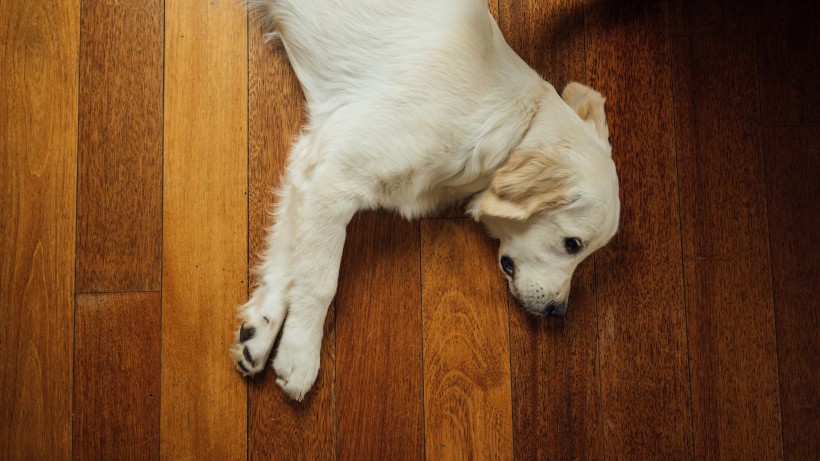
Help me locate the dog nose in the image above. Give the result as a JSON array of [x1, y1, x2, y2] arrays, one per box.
[[545, 301, 567, 317]]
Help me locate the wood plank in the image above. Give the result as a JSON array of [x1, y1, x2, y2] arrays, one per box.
[[508, 262, 601, 460], [248, 318, 336, 461], [76, 0, 163, 292], [74, 293, 161, 460], [421, 219, 512, 459], [763, 127, 820, 461], [755, 2, 820, 126], [336, 212, 423, 459], [670, 2, 782, 457], [247, 20, 336, 461], [0, 0, 79, 458], [499, 1, 603, 459], [681, 260, 781, 458], [248, 319, 336, 461], [596, 260, 690, 459], [161, 1, 247, 459], [500, 0, 585, 91], [585, 1, 693, 458]]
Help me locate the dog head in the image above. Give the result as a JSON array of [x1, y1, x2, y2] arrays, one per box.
[[468, 82, 619, 317]]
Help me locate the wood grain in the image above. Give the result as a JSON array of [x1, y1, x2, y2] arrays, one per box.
[[755, 2, 820, 126], [247, 20, 337, 461], [76, 0, 163, 293], [763, 127, 820, 461], [500, 1, 603, 459], [0, 0, 79, 458], [336, 212, 424, 460], [249, 318, 336, 461], [671, 2, 782, 457], [681, 260, 781, 458], [585, 1, 693, 458], [500, 0, 585, 91], [161, 1, 247, 459], [596, 260, 690, 460], [421, 219, 513, 459], [3, 0, 819, 457], [74, 293, 161, 461], [508, 262, 601, 461]]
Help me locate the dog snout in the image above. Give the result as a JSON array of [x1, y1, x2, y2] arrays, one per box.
[[544, 301, 567, 317]]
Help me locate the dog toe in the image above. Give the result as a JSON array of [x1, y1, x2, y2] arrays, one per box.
[[230, 320, 276, 377]]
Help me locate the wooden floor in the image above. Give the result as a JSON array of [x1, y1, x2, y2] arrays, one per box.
[[2, 0, 818, 459]]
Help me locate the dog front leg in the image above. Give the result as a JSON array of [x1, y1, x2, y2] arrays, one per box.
[[231, 136, 323, 377], [272, 195, 356, 401], [231, 179, 297, 376]]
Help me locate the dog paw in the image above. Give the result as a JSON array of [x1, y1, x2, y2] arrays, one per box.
[[230, 320, 277, 377], [231, 286, 288, 377], [272, 335, 321, 401]]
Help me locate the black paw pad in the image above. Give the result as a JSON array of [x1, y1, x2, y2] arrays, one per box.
[[239, 323, 255, 342], [242, 346, 255, 367], [237, 361, 250, 373]]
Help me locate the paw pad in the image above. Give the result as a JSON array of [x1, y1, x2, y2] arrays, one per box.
[[242, 346, 255, 366], [239, 323, 255, 342]]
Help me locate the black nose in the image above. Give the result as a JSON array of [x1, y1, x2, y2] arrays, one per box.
[[544, 301, 567, 317], [500, 255, 515, 277]]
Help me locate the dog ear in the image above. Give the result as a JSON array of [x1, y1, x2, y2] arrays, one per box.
[[470, 148, 576, 221], [561, 82, 609, 143]]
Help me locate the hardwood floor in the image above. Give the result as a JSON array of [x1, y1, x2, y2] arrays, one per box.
[[1, 0, 78, 458], [1, 1, 817, 459]]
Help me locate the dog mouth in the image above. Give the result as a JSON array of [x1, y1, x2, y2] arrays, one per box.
[[506, 283, 567, 317], [522, 302, 567, 318]]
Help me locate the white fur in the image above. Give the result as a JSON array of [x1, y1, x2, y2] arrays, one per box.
[[231, 0, 620, 401]]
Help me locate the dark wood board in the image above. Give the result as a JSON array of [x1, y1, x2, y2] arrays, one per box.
[[763, 127, 820, 460], [586, 1, 694, 458], [76, 0, 163, 293], [74, 293, 161, 461], [670, 2, 782, 457], [336, 212, 424, 460]]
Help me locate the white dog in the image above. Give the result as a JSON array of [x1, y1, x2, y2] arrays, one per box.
[[231, 0, 620, 401]]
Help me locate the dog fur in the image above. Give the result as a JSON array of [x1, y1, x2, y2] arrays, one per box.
[[231, 0, 620, 401]]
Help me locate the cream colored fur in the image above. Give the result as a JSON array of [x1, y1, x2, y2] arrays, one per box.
[[231, 0, 620, 401]]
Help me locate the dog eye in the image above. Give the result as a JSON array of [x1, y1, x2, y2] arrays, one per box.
[[500, 255, 515, 277], [564, 237, 582, 255]]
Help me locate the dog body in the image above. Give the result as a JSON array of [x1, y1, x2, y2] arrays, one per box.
[[261, 0, 545, 217], [232, 0, 620, 400]]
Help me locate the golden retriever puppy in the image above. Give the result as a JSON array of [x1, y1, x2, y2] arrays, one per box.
[[231, 0, 620, 401]]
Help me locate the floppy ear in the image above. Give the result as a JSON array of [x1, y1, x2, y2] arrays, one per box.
[[469, 148, 576, 221], [561, 82, 609, 143]]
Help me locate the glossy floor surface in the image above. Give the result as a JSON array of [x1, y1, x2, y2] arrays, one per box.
[[1, 0, 818, 459]]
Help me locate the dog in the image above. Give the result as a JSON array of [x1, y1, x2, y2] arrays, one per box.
[[231, 0, 620, 401]]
